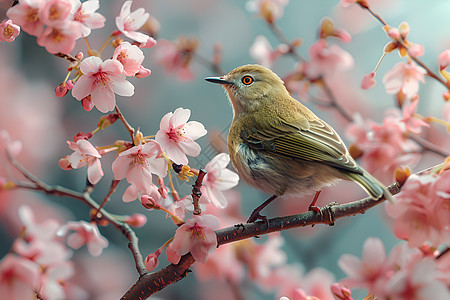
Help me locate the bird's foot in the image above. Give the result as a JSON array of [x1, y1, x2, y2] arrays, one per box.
[[246, 210, 268, 224]]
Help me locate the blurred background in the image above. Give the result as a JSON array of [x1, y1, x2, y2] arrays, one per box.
[[1, 0, 449, 299]]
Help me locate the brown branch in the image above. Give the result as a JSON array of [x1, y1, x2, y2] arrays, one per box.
[[191, 169, 206, 215], [120, 179, 408, 299], [8, 152, 148, 276], [115, 105, 135, 144]]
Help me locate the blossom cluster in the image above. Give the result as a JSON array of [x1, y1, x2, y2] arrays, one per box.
[[0, 206, 108, 299]]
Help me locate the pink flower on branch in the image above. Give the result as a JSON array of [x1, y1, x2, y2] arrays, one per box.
[[304, 39, 354, 80], [155, 107, 207, 165], [115, 0, 150, 43], [112, 140, 167, 192], [36, 21, 81, 54], [382, 61, 426, 98], [401, 98, 429, 134], [0, 19, 20, 43], [40, 0, 71, 26], [386, 172, 450, 248], [112, 41, 147, 76], [57, 220, 109, 256], [249, 35, 288, 68], [201, 153, 239, 208], [65, 139, 104, 184], [70, 0, 105, 37], [167, 214, 220, 264], [71, 56, 134, 113], [6, 0, 46, 37], [0, 254, 41, 299], [246, 0, 289, 24]]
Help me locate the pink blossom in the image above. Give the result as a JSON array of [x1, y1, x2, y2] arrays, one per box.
[[0, 129, 22, 158], [0, 19, 20, 42], [166, 195, 194, 221], [401, 98, 429, 134], [125, 213, 147, 228], [40, 0, 71, 26], [0, 254, 41, 299], [36, 21, 81, 54], [153, 39, 195, 81], [135, 65, 151, 78], [194, 243, 245, 284], [249, 35, 288, 68], [384, 259, 450, 300], [39, 260, 74, 300], [66, 139, 103, 184], [6, 0, 46, 37], [331, 283, 353, 300], [155, 107, 207, 165], [70, 0, 105, 37], [304, 40, 354, 79], [246, 0, 289, 24], [112, 140, 167, 192], [338, 237, 388, 291], [386, 172, 450, 248], [139, 36, 157, 48], [408, 43, 424, 57], [112, 41, 145, 76], [57, 220, 109, 256], [167, 214, 220, 264], [115, 0, 149, 43], [360, 71, 376, 89], [201, 153, 239, 208], [71, 56, 134, 113], [144, 250, 160, 272], [438, 49, 450, 70], [382, 61, 426, 98]]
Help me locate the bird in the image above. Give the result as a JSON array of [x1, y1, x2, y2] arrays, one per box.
[[205, 64, 393, 223]]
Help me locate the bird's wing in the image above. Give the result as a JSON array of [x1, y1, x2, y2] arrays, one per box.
[[242, 115, 362, 174]]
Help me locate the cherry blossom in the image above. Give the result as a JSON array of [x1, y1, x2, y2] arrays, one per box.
[[0, 19, 20, 43], [152, 38, 197, 81], [330, 283, 353, 300], [111, 140, 167, 192], [338, 237, 388, 291], [386, 172, 450, 248], [200, 153, 239, 208], [70, 0, 105, 37], [304, 40, 354, 79], [249, 35, 288, 68], [57, 220, 109, 256], [115, 0, 149, 43], [144, 250, 160, 272], [71, 56, 134, 113], [155, 107, 207, 165], [6, 0, 46, 37], [438, 49, 450, 70], [384, 259, 450, 300], [246, 0, 289, 24], [112, 41, 146, 76], [65, 139, 104, 184], [167, 214, 220, 264], [0, 254, 41, 299], [361, 71, 376, 89], [40, 0, 71, 26], [166, 195, 194, 221], [139, 36, 157, 48], [401, 98, 429, 134], [37, 21, 82, 54], [382, 61, 426, 98]]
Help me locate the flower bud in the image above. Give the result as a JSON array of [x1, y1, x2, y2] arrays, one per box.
[[98, 113, 119, 130], [55, 82, 68, 97], [125, 213, 147, 228]]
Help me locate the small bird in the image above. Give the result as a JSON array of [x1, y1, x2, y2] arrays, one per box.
[[205, 64, 393, 223]]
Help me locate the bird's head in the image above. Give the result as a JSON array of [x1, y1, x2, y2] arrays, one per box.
[[205, 64, 289, 116]]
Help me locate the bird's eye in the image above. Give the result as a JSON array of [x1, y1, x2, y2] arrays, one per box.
[[241, 75, 254, 85]]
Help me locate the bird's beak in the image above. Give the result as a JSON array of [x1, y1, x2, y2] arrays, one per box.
[[204, 76, 233, 85]]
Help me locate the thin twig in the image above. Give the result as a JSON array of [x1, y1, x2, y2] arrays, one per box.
[[115, 105, 135, 144], [8, 153, 148, 276], [191, 169, 206, 215], [410, 135, 450, 157]]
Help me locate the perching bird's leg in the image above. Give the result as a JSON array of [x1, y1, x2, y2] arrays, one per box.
[[247, 195, 278, 223], [308, 191, 322, 213]]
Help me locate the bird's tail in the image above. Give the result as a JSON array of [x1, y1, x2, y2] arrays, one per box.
[[345, 170, 394, 202]]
